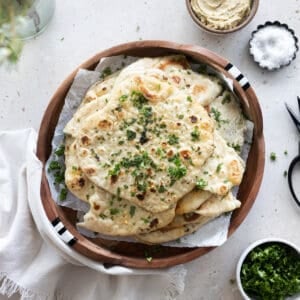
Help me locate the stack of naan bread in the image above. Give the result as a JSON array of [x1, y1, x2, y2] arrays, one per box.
[[63, 56, 247, 244]]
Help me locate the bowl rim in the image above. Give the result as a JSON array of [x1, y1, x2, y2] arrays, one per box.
[[236, 238, 300, 300], [185, 0, 260, 34], [37, 40, 265, 269]]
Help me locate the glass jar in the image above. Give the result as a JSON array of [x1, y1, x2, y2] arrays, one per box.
[[17, 0, 55, 40]]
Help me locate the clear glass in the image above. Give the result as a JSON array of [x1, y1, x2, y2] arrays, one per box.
[[16, 0, 55, 40]]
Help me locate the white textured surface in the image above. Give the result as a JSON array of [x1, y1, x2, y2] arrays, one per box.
[[1, 0, 300, 299]]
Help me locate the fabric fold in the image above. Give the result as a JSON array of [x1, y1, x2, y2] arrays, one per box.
[[0, 129, 186, 300]]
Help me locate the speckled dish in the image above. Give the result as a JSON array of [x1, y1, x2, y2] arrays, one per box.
[[249, 21, 299, 71], [186, 0, 259, 34]]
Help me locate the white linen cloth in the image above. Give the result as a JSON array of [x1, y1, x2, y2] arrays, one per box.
[[0, 128, 186, 300]]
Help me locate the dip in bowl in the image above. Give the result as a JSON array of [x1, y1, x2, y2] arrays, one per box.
[[186, 0, 259, 34], [236, 238, 300, 299]]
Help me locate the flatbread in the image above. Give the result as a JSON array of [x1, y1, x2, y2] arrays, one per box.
[[75, 69, 215, 213], [135, 220, 211, 245], [175, 190, 212, 215], [64, 73, 118, 137], [195, 131, 245, 196], [65, 136, 176, 236], [209, 90, 247, 153]]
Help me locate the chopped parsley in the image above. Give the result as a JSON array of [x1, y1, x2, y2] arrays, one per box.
[[177, 114, 184, 119], [130, 90, 148, 109], [100, 67, 112, 79], [59, 188, 68, 201], [126, 130, 137, 141], [191, 127, 200, 141], [168, 134, 179, 145], [216, 163, 223, 173], [241, 242, 300, 300], [119, 94, 128, 103], [187, 96, 193, 102], [168, 156, 187, 186], [196, 178, 208, 189], [48, 160, 61, 171], [284, 170, 288, 177], [228, 143, 241, 152], [284, 150, 288, 155], [129, 206, 136, 217], [210, 107, 229, 128], [110, 208, 120, 215], [270, 152, 277, 161], [221, 93, 232, 105], [55, 145, 65, 157]]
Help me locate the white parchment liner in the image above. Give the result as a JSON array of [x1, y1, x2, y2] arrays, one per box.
[[46, 56, 253, 248]]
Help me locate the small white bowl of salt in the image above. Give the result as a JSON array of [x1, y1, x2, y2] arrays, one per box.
[[250, 21, 298, 71]]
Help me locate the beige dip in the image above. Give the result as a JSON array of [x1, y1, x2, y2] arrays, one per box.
[[191, 0, 251, 30]]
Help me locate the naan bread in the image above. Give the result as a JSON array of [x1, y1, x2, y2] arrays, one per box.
[[209, 90, 247, 153], [64, 73, 118, 137], [62, 55, 247, 242], [195, 131, 245, 195], [75, 69, 215, 213], [65, 136, 176, 236], [167, 192, 241, 229], [136, 220, 211, 245], [175, 190, 212, 215]]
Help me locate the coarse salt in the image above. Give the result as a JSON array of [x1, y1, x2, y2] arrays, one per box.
[[250, 25, 297, 70]]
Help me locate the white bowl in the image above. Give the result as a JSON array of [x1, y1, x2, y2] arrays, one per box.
[[236, 238, 300, 300]]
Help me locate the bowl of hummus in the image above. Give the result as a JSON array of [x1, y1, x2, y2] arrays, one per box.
[[186, 0, 259, 34]]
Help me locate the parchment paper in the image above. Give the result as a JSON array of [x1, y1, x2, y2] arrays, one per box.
[[46, 55, 253, 248]]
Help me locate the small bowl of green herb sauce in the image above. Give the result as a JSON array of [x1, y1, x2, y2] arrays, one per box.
[[236, 238, 300, 300]]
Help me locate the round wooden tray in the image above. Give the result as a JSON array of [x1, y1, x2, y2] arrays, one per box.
[[37, 40, 265, 269]]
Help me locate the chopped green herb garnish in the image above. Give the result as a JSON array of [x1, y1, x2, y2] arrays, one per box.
[[141, 217, 150, 224], [126, 130, 136, 141], [241, 242, 300, 300], [284, 150, 288, 155], [55, 145, 65, 157], [158, 185, 167, 193], [129, 206, 136, 217], [210, 107, 229, 128], [141, 106, 153, 118], [284, 170, 288, 177], [48, 161, 61, 171], [119, 94, 128, 103], [270, 152, 277, 161], [168, 134, 179, 145], [191, 127, 200, 141], [168, 165, 187, 186], [196, 178, 208, 189], [110, 208, 120, 215], [187, 96, 193, 102], [59, 188, 67, 201], [54, 171, 65, 184], [99, 213, 107, 219], [72, 166, 78, 171], [100, 67, 112, 79], [216, 163, 223, 173], [177, 114, 184, 119], [221, 93, 232, 105], [130, 90, 148, 109], [228, 143, 241, 152]]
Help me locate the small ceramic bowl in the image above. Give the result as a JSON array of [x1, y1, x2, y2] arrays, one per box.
[[249, 21, 299, 71], [186, 0, 259, 34], [236, 238, 300, 299]]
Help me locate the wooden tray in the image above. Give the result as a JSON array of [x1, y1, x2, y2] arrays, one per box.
[[37, 40, 265, 269]]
